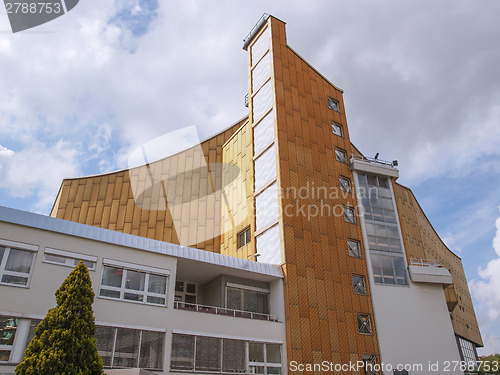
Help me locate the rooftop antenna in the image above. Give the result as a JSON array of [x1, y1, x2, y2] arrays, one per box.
[[374, 152, 379, 160]]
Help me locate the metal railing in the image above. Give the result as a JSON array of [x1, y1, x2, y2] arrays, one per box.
[[410, 258, 444, 267], [243, 13, 270, 50], [351, 155, 397, 168], [173, 301, 279, 322]]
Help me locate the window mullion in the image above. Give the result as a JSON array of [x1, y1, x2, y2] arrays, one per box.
[[110, 327, 117, 368], [120, 269, 127, 300], [137, 330, 143, 368]]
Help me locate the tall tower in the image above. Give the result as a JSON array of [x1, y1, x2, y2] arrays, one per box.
[[244, 15, 380, 369]]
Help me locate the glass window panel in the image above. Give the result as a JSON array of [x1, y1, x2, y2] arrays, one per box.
[[101, 266, 123, 287], [358, 174, 367, 185], [227, 287, 242, 310], [266, 344, 281, 363], [250, 365, 265, 374], [253, 111, 275, 155], [256, 183, 279, 230], [195, 336, 221, 372], [256, 224, 281, 264], [223, 339, 246, 373], [244, 290, 269, 314], [95, 326, 115, 367], [253, 80, 273, 124], [148, 274, 167, 295], [378, 177, 389, 188], [45, 253, 66, 264], [267, 367, 282, 374], [124, 292, 144, 302], [357, 314, 372, 334], [75, 259, 95, 270], [99, 289, 121, 299], [171, 334, 194, 370], [335, 148, 347, 163], [113, 328, 140, 368], [352, 275, 366, 295], [328, 97, 340, 112], [367, 175, 377, 186], [139, 330, 164, 370], [251, 27, 269, 66], [238, 228, 251, 248], [249, 342, 265, 362], [252, 52, 271, 93], [347, 240, 361, 258], [26, 319, 41, 346], [0, 247, 4, 263], [254, 145, 277, 191], [125, 270, 145, 291], [175, 281, 184, 292], [339, 176, 351, 192], [1, 274, 28, 285], [146, 296, 165, 305], [0, 317, 19, 346], [186, 283, 196, 294], [5, 249, 34, 273], [184, 294, 196, 304], [332, 122, 343, 136], [344, 207, 356, 224]]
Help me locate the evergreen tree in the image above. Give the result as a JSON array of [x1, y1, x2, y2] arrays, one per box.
[[16, 262, 104, 375]]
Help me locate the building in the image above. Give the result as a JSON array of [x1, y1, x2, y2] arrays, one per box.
[[0, 14, 481, 375]]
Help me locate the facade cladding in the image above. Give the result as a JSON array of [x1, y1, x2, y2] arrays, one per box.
[[0, 15, 482, 375]]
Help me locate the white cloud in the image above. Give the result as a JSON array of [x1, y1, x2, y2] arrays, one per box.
[[0, 141, 80, 213], [470, 207, 500, 354]]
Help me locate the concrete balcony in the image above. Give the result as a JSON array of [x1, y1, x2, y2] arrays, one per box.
[[408, 258, 453, 285], [350, 155, 399, 178]]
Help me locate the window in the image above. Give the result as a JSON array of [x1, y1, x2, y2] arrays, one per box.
[[357, 313, 372, 334], [0, 316, 19, 363], [328, 96, 340, 112], [226, 284, 270, 314], [352, 275, 366, 295], [339, 176, 351, 193], [175, 281, 197, 304], [458, 336, 478, 366], [362, 354, 378, 375], [331, 121, 343, 136], [95, 325, 164, 370], [348, 239, 362, 258], [171, 333, 282, 374], [99, 260, 169, 306], [371, 253, 408, 285], [238, 227, 251, 249], [43, 248, 96, 270], [0, 246, 36, 287], [335, 148, 348, 164], [344, 206, 356, 224]]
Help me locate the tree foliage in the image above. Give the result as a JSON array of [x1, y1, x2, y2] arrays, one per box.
[[16, 262, 104, 375], [475, 353, 500, 374]]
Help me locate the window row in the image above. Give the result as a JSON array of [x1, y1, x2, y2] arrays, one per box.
[[96, 326, 164, 370], [43, 248, 97, 270], [171, 333, 282, 374], [99, 264, 168, 306]]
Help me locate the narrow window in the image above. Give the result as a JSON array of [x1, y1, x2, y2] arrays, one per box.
[[357, 313, 372, 334], [352, 275, 367, 295], [328, 97, 340, 112], [344, 206, 356, 224], [238, 227, 251, 249], [339, 176, 351, 193], [331, 121, 343, 136], [347, 239, 362, 258], [335, 148, 348, 164]]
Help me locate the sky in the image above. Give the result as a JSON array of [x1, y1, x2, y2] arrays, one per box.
[[0, 0, 499, 355]]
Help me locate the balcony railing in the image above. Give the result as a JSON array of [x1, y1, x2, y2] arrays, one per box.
[[410, 258, 444, 267], [174, 301, 279, 322], [351, 155, 397, 168]]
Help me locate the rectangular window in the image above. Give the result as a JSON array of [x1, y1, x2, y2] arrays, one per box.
[[0, 246, 36, 287], [370, 253, 408, 285], [339, 176, 351, 193], [363, 354, 378, 375], [226, 285, 270, 315], [347, 239, 362, 258], [99, 262, 169, 306], [344, 206, 356, 224], [352, 275, 367, 295], [0, 316, 19, 363], [95, 325, 164, 370], [238, 228, 251, 249], [43, 248, 97, 270], [357, 313, 372, 334], [331, 121, 343, 136], [175, 281, 197, 304], [328, 96, 340, 112], [171, 333, 282, 374], [335, 148, 348, 164]]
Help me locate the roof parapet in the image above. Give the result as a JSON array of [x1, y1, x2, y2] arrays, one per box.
[[243, 13, 269, 50]]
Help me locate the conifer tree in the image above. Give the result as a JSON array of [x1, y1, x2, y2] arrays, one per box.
[[16, 261, 104, 375]]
